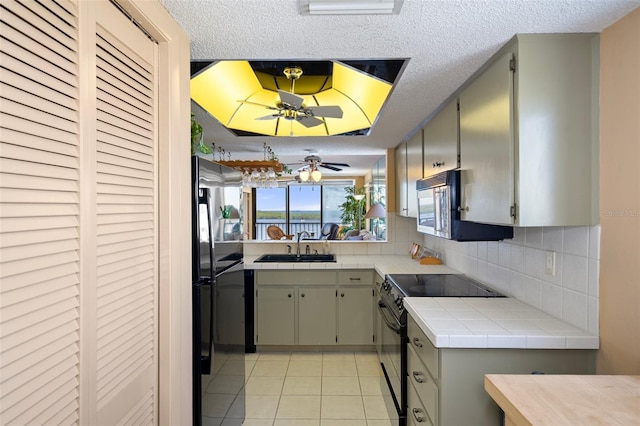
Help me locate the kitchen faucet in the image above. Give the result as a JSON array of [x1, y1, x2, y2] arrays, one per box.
[[296, 231, 311, 256]]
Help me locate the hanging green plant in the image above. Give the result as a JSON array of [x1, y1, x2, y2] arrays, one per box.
[[191, 112, 212, 155]]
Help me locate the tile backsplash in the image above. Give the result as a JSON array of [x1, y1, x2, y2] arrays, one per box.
[[421, 225, 600, 334]]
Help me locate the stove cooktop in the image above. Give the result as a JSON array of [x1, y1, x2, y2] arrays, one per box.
[[386, 274, 505, 298]]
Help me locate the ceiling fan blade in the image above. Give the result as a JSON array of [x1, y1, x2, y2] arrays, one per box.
[[255, 114, 279, 120], [321, 162, 350, 167], [297, 116, 324, 128], [278, 90, 304, 109], [237, 99, 278, 110], [307, 105, 343, 118], [318, 164, 342, 172]]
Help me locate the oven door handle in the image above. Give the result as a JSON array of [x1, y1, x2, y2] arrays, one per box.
[[378, 301, 401, 334]]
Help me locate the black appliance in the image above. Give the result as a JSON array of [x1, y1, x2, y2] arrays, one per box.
[[376, 274, 505, 426], [416, 170, 514, 241], [191, 156, 245, 426]]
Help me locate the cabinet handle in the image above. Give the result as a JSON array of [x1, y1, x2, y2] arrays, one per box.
[[349, 277, 361, 281], [301, 293, 305, 297], [457, 206, 469, 212], [412, 408, 426, 423], [412, 337, 423, 347], [341, 293, 345, 297], [288, 294, 292, 298], [412, 371, 426, 383], [433, 161, 445, 168]]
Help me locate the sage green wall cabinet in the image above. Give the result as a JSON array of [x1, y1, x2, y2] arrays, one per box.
[[255, 270, 374, 347], [298, 287, 336, 345], [395, 142, 409, 217], [423, 100, 459, 178], [396, 131, 422, 218], [407, 314, 595, 426], [459, 33, 598, 226], [256, 287, 295, 345]]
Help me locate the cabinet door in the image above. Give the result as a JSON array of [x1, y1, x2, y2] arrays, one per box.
[[298, 287, 336, 345], [406, 130, 423, 218], [395, 142, 408, 217], [256, 287, 295, 345], [338, 287, 373, 345], [459, 50, 515, 225], [423, 100, 459, 177]]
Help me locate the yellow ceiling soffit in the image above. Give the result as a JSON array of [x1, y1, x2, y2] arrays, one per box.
[[190, 61, 262, 125], [332, 62, 392, 123]]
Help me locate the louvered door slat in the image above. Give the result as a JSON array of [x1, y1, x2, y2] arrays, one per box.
[[0, 50, 77, 98], [0, 125, 78, 156], [3, 0, 77, 44], [96, 68, 152, 115], [97, 228, 153, 246], [96, 144, 152, 171], [96, 120, 152, 148], [0, 127, 79, 158], [97, 172, 154, 189], [96, 56, 152, 105], [0, 215, 78, 234], [0, 276, 78, 312], [0, 171, 77, 192], [97, 99, 152, 134], [0, 157, 79, 180], [98, 86, 153, 123], [1, 82, 77, 123], [0, 250, 78, 280], [0, 204, 79, 220], [1, 319, 78, 367], [2, 370, 78, 424], [96, 31, 152, 87], [0, 263, 79, 294], [98, 129, 153, 156], [2, 298, 79, 339], [96, 266, 152, 294]]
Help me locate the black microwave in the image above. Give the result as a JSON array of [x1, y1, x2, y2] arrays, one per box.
[[416, 170, 513, 241]]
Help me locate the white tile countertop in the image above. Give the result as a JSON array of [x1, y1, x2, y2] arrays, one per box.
[[404, 297, 599, 350], [244, 254, 459, 277]]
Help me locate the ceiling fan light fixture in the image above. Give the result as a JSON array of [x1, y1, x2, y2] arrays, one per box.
[[299, 169, 310, 181], [311, 169, 322, 182]]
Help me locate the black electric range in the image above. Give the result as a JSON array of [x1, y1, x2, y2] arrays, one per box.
[[381, 273, 505, 324]]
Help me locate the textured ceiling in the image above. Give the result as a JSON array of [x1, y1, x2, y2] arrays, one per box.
[[160, 0, 639, 177]]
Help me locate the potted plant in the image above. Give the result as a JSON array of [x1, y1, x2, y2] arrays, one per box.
[[191, 112, 213, 155], [338, 186, 366, 236]]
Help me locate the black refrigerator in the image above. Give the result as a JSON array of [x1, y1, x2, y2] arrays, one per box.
[[191, 156, 245, 425]]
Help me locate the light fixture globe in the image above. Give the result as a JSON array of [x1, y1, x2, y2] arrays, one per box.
[[311, 169, 322, 182], [299, 169, 310, 181]]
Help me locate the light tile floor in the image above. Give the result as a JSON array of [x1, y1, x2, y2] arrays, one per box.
[[202, 351, 392, 426]]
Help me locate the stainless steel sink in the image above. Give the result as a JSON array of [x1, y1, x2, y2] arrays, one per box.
[[254, 253, 336, 263]]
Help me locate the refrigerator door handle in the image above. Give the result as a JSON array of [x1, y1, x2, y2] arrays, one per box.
[[199, 188, 215, 375]]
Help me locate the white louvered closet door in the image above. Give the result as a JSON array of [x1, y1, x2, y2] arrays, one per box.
[[0, 0, 159, 424], [93, 1, 158, 424]]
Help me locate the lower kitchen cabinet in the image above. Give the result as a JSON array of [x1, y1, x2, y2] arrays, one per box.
[[338, 287, 373, 345], [256, 286, 295, 345], [407, 315, 595, 426], [255, 270, 374, 346], [298, 287, 336, 345]]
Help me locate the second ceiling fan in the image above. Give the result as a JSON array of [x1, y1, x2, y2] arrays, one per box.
[[240, 66, 344, 128]]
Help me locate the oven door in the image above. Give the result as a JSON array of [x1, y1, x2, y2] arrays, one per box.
[[377, 300, 406, 425]]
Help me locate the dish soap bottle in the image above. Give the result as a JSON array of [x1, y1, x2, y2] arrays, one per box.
[[322, 240, 330, 255]]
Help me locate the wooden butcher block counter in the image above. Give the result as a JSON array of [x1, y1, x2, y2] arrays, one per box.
[[484, 374, 640, 425]]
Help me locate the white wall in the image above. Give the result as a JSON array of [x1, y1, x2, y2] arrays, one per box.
[[421, 226, 600, 334]]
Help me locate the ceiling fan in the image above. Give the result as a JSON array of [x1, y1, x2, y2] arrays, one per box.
[[294, 155, 351, 172], [238, 66, 343, 128]]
